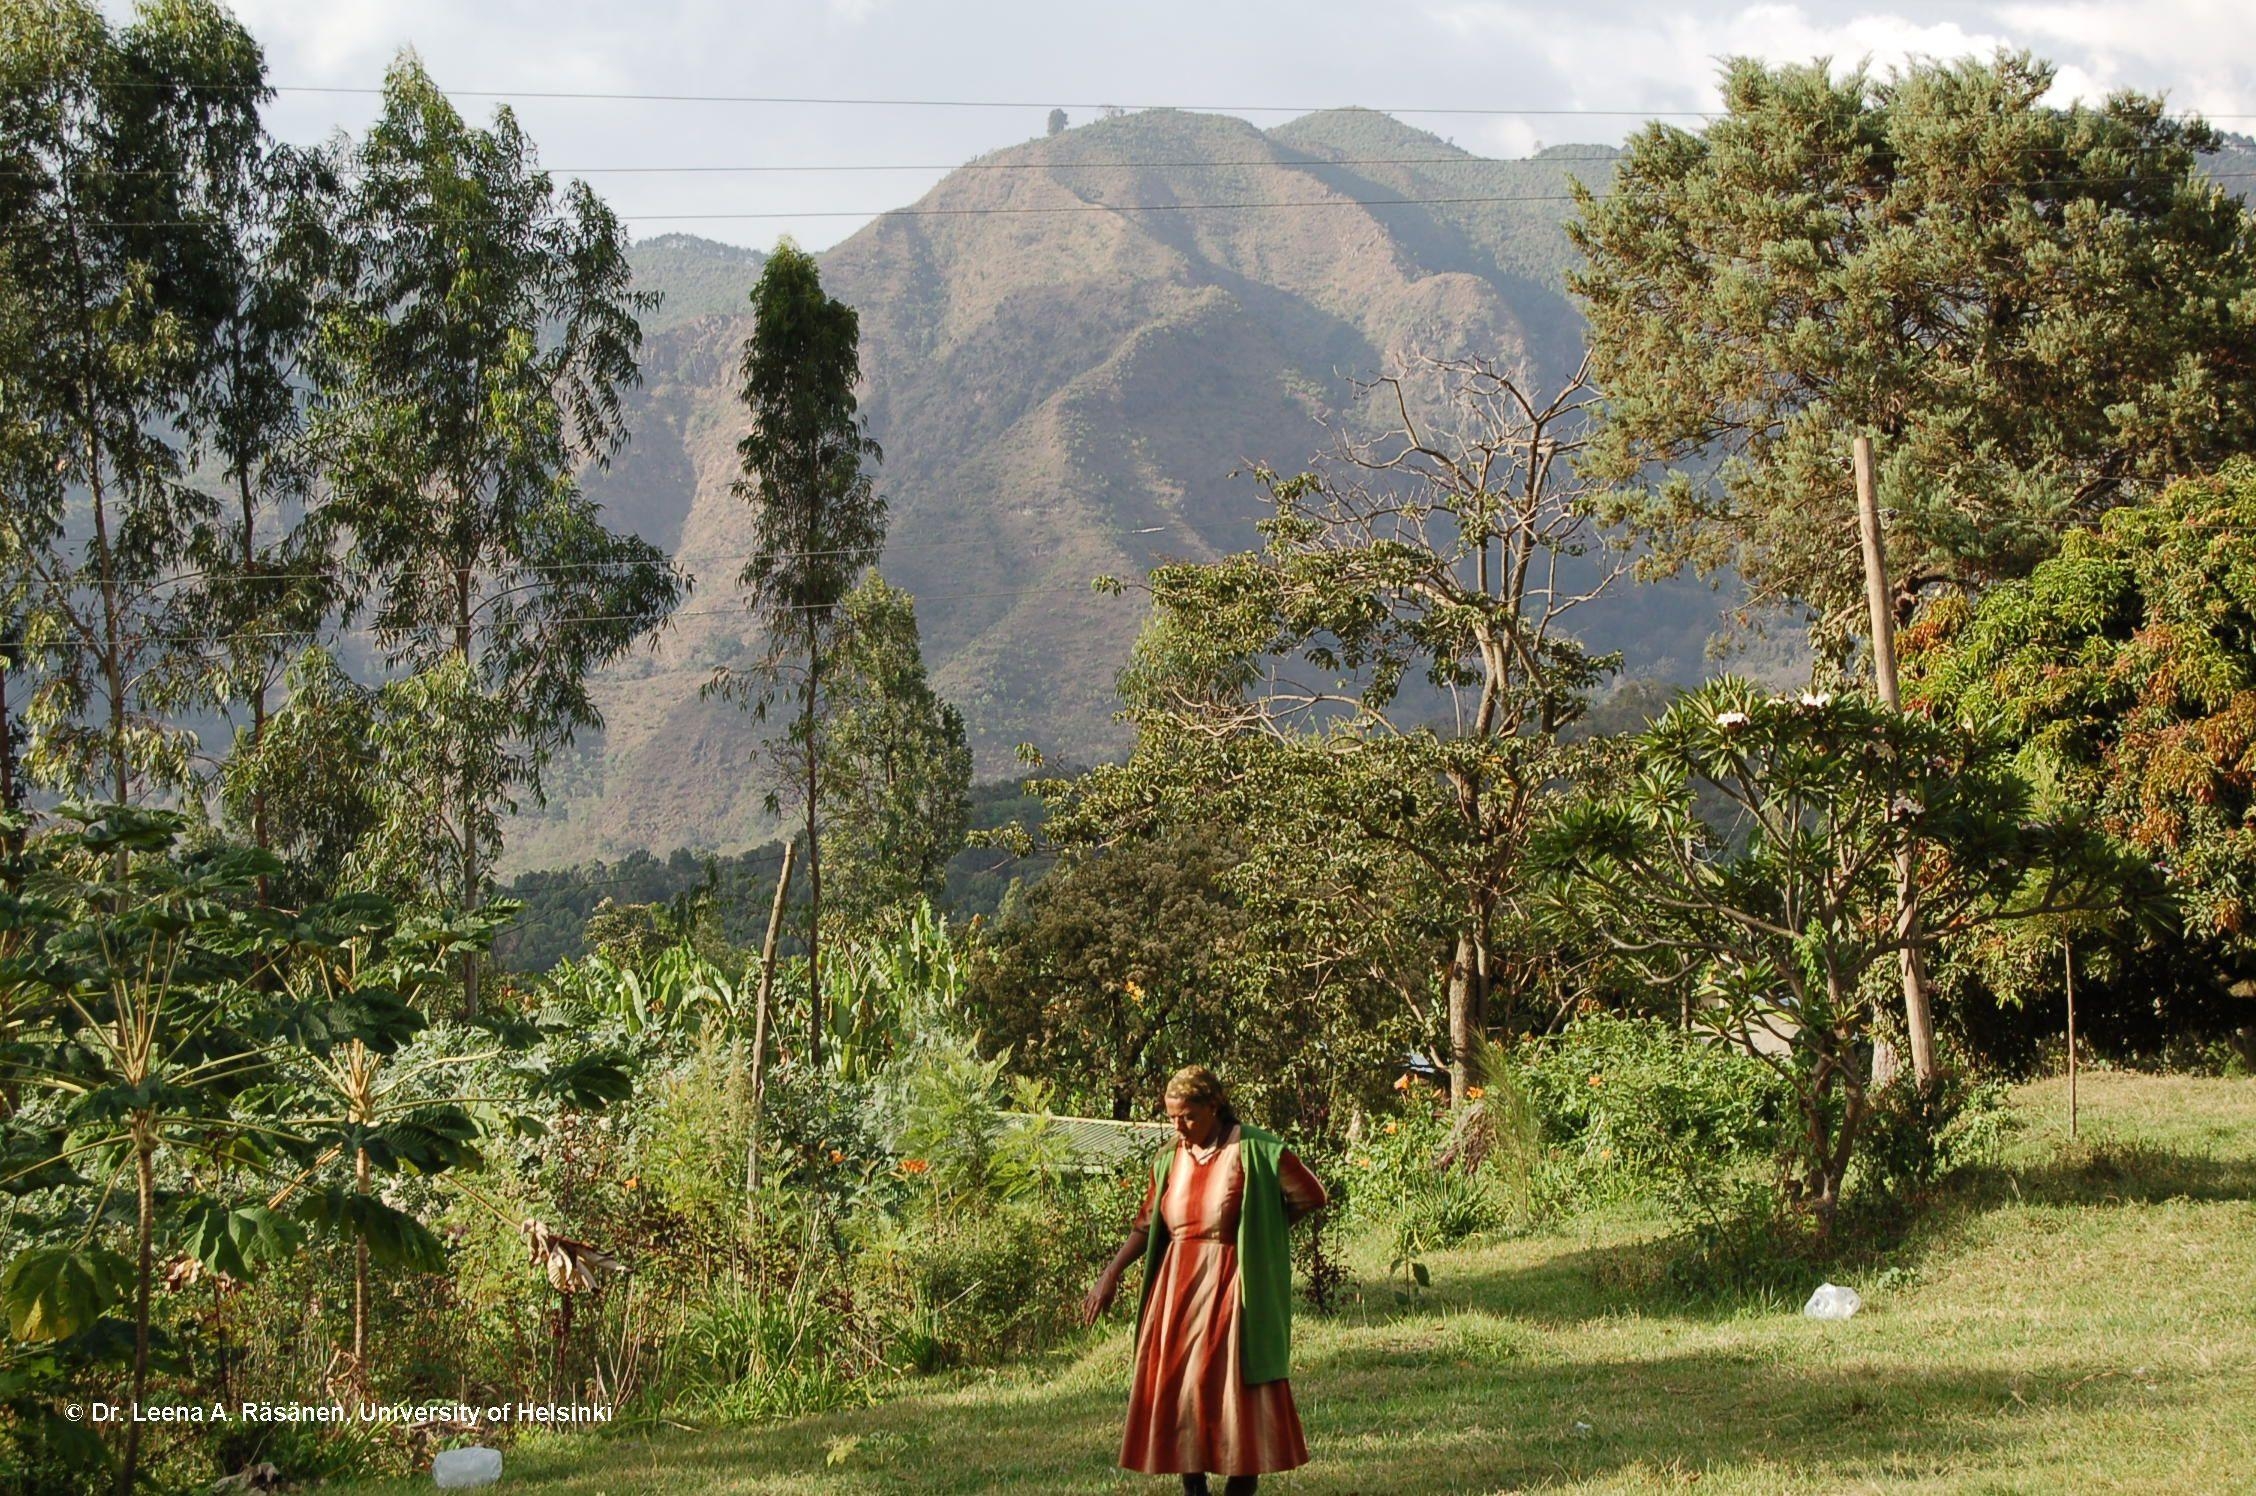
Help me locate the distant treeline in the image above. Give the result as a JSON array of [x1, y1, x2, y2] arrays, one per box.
[[494, 777, 1056, 971]]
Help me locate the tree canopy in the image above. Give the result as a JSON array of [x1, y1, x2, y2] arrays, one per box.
[[1569, 53, 2256, 639], [1906, 460, 2256, 964]]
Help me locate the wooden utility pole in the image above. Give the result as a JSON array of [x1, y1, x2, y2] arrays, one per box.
[[745, 839, 797, 1211], [1854, 435, 1938, 1090], [2065, 941, 2079, 1140]]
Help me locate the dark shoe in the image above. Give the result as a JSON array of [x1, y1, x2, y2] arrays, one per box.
[[1181, 1477, 1212, 1496], [1222, 1479, 1259, 1496]]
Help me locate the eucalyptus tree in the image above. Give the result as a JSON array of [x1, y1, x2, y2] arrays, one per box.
[[181, 139, 347, 889], [1044, 355, 1620, 1100], [708, 241, 884, 1065], [0, 0, 271, 805], [823, 574, 971, 931], [1569, 52, 2256, 645], [218, 644, 382, 904], [315, 55, 684, 1012]]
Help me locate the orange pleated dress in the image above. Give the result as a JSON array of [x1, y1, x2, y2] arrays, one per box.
[[1120, 1124, 1329, 1478]]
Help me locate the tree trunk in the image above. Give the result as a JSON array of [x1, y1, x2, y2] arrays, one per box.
[[456, 566, 480, 1018], [241, 477, 270, 906], [746, 840, 796, 1209], [353, 1145, 370, 1401], [803, 662, 822, 1072], [0, 648, 17, 823], [2065, 942, 2079, 1141], [122, 1126, 155, 1496], [89, 456, 128, 809], [1446, 927, 1484, 1103], [1853, 434, 1937, 1090]]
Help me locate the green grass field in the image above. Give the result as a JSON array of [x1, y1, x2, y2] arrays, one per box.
[[339, 1073, 2256, 1494]]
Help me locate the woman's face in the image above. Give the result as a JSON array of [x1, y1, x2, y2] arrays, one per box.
[[1165, 1094, 1220, 1147]]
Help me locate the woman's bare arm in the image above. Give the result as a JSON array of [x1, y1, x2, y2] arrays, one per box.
[[1081, 1226, 1150, 1326]]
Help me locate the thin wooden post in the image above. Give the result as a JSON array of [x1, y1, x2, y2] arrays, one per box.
[[2065, 941, 2079, 1141], [746, 840, 797, 1215], [1854, 434, 1938, 1091]]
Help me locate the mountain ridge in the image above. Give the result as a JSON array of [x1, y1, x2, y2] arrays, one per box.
[[502, 111, 1699, 867]]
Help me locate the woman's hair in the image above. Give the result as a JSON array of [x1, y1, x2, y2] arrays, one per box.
[[1164, 1065, 1239, 1130]]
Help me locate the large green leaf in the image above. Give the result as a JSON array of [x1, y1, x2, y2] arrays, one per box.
[[2, 1244, 134, 1341], [173, 1199, 305, 1281], [360, 1108, 481, 1175], [292, 1188, 447, 1273]]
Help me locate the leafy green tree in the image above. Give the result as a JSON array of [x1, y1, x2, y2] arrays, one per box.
[[1535, 679, 2157, 1229], [707, 241, 884, 1065], [0, 0, 272, 804], [969, 827, 1248, 1120], [218, 646, 382, 905], [825, 574, 971, 931], [1904, 460, 2256, 1003], [315, 55, 684, 1011], [1569, 53, 2256, 641], [1042, 356, 1619, 1099]]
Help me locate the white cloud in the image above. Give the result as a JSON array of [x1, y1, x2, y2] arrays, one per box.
[[1427, 3, 2023, 114], [1997, 1, 2256, 118], [114, 0, 2251, 254]]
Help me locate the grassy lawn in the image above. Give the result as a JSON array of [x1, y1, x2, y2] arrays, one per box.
[[336, 1072, 2256, 1494]]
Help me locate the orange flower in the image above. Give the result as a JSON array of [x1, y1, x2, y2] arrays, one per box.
[[1383, 1120, 1399, 1135], [828, 1149, 845, 1165], [1588, 1074, 1604, 1088], [622, 1176, 639, 1191], [899, 1158, 930, 1175], [1466, 1086, 1486, 1100], [1392, 1074, 1413, 1092]]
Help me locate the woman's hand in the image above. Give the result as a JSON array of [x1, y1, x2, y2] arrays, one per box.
[[1081, 1270, 1120, 1327]]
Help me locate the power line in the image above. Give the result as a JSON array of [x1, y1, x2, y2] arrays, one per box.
[[117, 523, 1184, 591], [235, 87, 2256, 122], [66, 170, 2256, 230], [41, 138, 2242, 182], [10, 581, 1141, 654]]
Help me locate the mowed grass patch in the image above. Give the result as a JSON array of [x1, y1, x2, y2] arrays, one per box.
[[330, 1072, 2256, 1494]]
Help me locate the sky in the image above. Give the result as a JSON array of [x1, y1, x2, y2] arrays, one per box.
[[211, 0, 2256, 251]]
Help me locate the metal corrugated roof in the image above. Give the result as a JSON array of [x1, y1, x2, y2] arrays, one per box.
[[1000, 1113, 1172, 1168]]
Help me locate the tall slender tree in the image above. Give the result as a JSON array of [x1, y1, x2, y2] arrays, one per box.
[[183, 138, 345, 897], [823, 573, 971, 930], [708, 241, 884, 1067], [0, 0, 270, 807], [316, 55, 683, 1013]]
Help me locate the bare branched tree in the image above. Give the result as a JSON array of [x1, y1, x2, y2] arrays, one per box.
[[1061, 352, 1630, 1100]]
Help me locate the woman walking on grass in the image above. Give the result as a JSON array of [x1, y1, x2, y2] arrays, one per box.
[[1082, 1065, 1330, 1496]]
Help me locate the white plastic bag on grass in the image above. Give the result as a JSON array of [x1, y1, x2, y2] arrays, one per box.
[[1803, 1282, 1862, 1320], [433, 1447, 502, 1488]]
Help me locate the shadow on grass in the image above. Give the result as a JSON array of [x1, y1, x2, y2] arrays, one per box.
[[1959, 1138, 2256, 1209], [480, 1330, 2149, 1494], [1331, 1132, 2256, 1350]]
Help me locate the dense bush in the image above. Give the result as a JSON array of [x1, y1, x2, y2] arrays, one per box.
[[1515, 1015, 1793, 1222]]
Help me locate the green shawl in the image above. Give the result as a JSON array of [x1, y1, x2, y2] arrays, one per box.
[[1133, 1124, 1294, 1386]]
